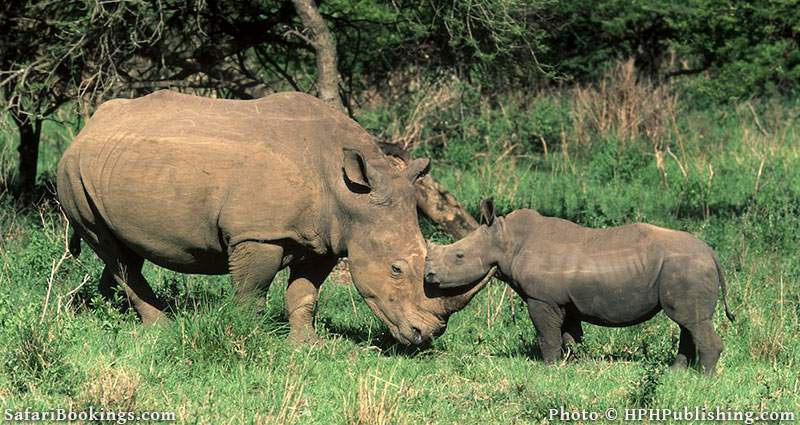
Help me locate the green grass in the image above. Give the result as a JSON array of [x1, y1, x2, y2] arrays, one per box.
[[1, 91, 799, 423]]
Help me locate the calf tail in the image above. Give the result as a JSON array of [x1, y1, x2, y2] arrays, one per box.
[[712, 252, 735, 322], [68, 230, 81, 257]]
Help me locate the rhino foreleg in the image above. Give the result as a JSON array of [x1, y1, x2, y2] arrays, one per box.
[[527, 299, 564, 364], [230, 242, 284, 304], [285, 256, 338, 344]]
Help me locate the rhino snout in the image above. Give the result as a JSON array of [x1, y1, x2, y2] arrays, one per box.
[[424, 269, 439, 284]]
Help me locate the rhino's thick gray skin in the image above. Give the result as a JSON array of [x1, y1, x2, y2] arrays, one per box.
[[58, 90, 487, 346], [425, 199, 735, 374]]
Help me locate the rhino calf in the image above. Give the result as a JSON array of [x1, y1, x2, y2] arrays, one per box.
[[425, 199, 735, 374]]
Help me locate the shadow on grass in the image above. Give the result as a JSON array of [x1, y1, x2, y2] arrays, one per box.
[[514, 338, 667, 366], [318, 317, 429, 357]]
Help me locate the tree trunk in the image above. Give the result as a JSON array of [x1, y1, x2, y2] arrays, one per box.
[[415, 175, 479, 239], [293, 1, 479, 239], [11, 111, 42, 200], [291, 0, 345, 113], [379, 144, 479, 239]]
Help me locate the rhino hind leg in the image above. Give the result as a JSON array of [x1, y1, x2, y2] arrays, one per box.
[[70, 215, 167, 324], [110, 255, 169, 325], [684, 320, 723, 375], [96, 265, 131, 313], [285, 256, 338, 344], [670, 325, 696, 370], [229, 241, 284, 304], [659, 257, 722, 374], [85, 240, 167, 325], [98, 266, 118, 300], [526, 299, 564, 364]]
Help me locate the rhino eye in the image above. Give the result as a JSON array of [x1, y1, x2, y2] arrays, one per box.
[[455, 250, 465, 259], [390, 262, 403, 278]]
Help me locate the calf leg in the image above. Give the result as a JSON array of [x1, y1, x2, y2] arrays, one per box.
[[230, 242, 284, 304], [286, 256, 338, 344], [670, 325, 696, 370], [686, 320, 723, 375], [526, 299, 564, 364]]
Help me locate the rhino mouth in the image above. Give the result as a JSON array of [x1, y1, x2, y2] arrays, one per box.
[[362, 298, 429, 346]]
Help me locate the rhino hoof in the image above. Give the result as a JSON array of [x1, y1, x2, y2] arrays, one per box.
[[288, 330, 322, 346]]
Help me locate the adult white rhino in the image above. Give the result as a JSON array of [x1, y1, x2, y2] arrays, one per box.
[[57, 90, 486, 345]]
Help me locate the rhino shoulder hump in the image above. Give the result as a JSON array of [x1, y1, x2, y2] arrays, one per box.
[[91, 97, 133, 119]]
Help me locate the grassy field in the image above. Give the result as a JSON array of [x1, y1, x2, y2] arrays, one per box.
[[1, 78, 799, 423]]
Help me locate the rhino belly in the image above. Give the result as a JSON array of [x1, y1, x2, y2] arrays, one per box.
[[538, 248, 662, 326], [85, 139, 236, 274], [106, 204, 229, 275], [568, 274, 661, 327]]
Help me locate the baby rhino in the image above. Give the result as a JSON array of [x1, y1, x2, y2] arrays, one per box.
[[425, 199, 735, 374]]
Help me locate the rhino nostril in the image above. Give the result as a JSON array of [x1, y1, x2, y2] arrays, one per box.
[[425, 271, 437, 282], [411, 327, 423, 346]]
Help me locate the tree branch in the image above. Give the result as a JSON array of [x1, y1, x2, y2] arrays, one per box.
[[291, 0, 346, 113]]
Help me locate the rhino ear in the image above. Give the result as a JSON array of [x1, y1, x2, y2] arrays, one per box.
[[480, 198, 496, 226], [342, 148, 375, 193], [405, 158, 431, 182]]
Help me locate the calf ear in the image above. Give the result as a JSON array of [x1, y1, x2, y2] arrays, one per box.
[[480, 198, 496, 226], [342, 148, 373, 193], [405, 158, 431, 182]]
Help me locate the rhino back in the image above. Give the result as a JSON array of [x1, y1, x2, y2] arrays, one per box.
[[508, 213, 663, 324], [62, 91, 383, 273], [509, 213, 718, 325]]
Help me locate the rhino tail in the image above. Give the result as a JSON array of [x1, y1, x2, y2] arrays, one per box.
[[712, 252, 735, 322], [68, 230, 82, 258]]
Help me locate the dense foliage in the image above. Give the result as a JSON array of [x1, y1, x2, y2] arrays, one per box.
[[3, 0, 798, 112]]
